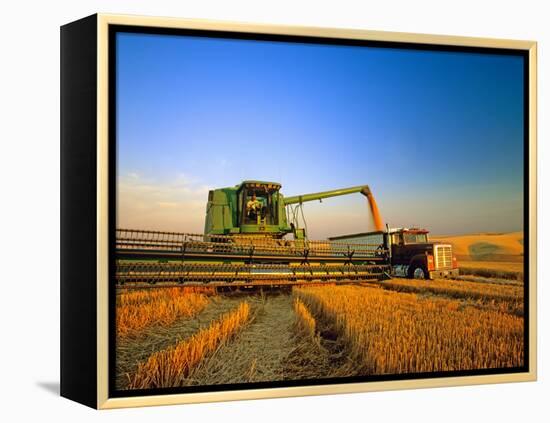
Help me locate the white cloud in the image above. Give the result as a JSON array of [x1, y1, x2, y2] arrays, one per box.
[[117, 173, 211, 233]]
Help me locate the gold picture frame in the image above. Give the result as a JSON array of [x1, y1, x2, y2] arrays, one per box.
[[60, 13, 537, 409]]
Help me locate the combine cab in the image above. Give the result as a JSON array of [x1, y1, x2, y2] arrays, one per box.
[[116, 180, 391, 287]]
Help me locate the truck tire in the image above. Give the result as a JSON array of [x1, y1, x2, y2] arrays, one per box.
[[408, 263, 428, 280]]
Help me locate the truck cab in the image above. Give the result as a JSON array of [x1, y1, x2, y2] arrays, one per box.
[[389, 228, 459, 279]]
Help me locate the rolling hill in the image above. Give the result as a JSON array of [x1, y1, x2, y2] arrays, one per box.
[[430, 231, 524, 262]]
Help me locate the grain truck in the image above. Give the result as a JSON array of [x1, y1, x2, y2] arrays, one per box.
[[329, 227, 459, 279]]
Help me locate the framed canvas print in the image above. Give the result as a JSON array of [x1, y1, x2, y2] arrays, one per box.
[[60, 13, 537, 409]]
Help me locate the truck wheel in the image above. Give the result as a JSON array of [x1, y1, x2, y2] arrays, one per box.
[[409, 264, 428, 280]]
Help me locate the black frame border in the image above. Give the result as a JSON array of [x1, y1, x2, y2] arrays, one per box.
[[60, 14, 99, 409], [107, 24, 530, 399]]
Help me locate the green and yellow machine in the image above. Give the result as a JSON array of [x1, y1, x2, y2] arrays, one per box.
[[204, 180, 383, 240], [116, 181, 389, 287]]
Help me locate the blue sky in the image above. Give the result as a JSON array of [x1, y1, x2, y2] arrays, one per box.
[[116, 32, 524, 238]]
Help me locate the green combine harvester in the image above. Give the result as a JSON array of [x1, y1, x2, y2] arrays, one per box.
[[116, 180, 390, 287]]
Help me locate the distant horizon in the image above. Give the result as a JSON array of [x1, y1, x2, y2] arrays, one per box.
[[116, 32, 525, 239]]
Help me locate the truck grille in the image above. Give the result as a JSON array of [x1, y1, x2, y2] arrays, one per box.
[[435, 245, 452, 269]]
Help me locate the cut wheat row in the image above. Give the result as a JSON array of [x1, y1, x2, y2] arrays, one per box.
[[380, 278, 522, 302], [378, 278, 523, 315], [117, 286, 215, 307], [293, 297, 316, 339], [117, 287, 211, 337], [128, 301, 251, 389], [295, 285, 523, 374]]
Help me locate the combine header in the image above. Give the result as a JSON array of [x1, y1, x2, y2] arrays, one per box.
[[116, 181, 390, 287]]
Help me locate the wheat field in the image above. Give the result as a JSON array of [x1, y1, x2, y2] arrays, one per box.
[[116, 287, 211, 337], [128, 301, 251, 389], [293, 297, 317, 339], [378, 278, 523, 315], [294, 285, 523, 374], [116, 266, 525, 389]]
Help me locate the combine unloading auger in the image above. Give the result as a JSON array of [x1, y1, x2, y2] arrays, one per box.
[[115, 181, 390, 287], [284, 185, 384, 233]]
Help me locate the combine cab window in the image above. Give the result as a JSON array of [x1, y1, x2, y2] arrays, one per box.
[[403, 233, 428, 244], [241, 187, 277, 225]]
